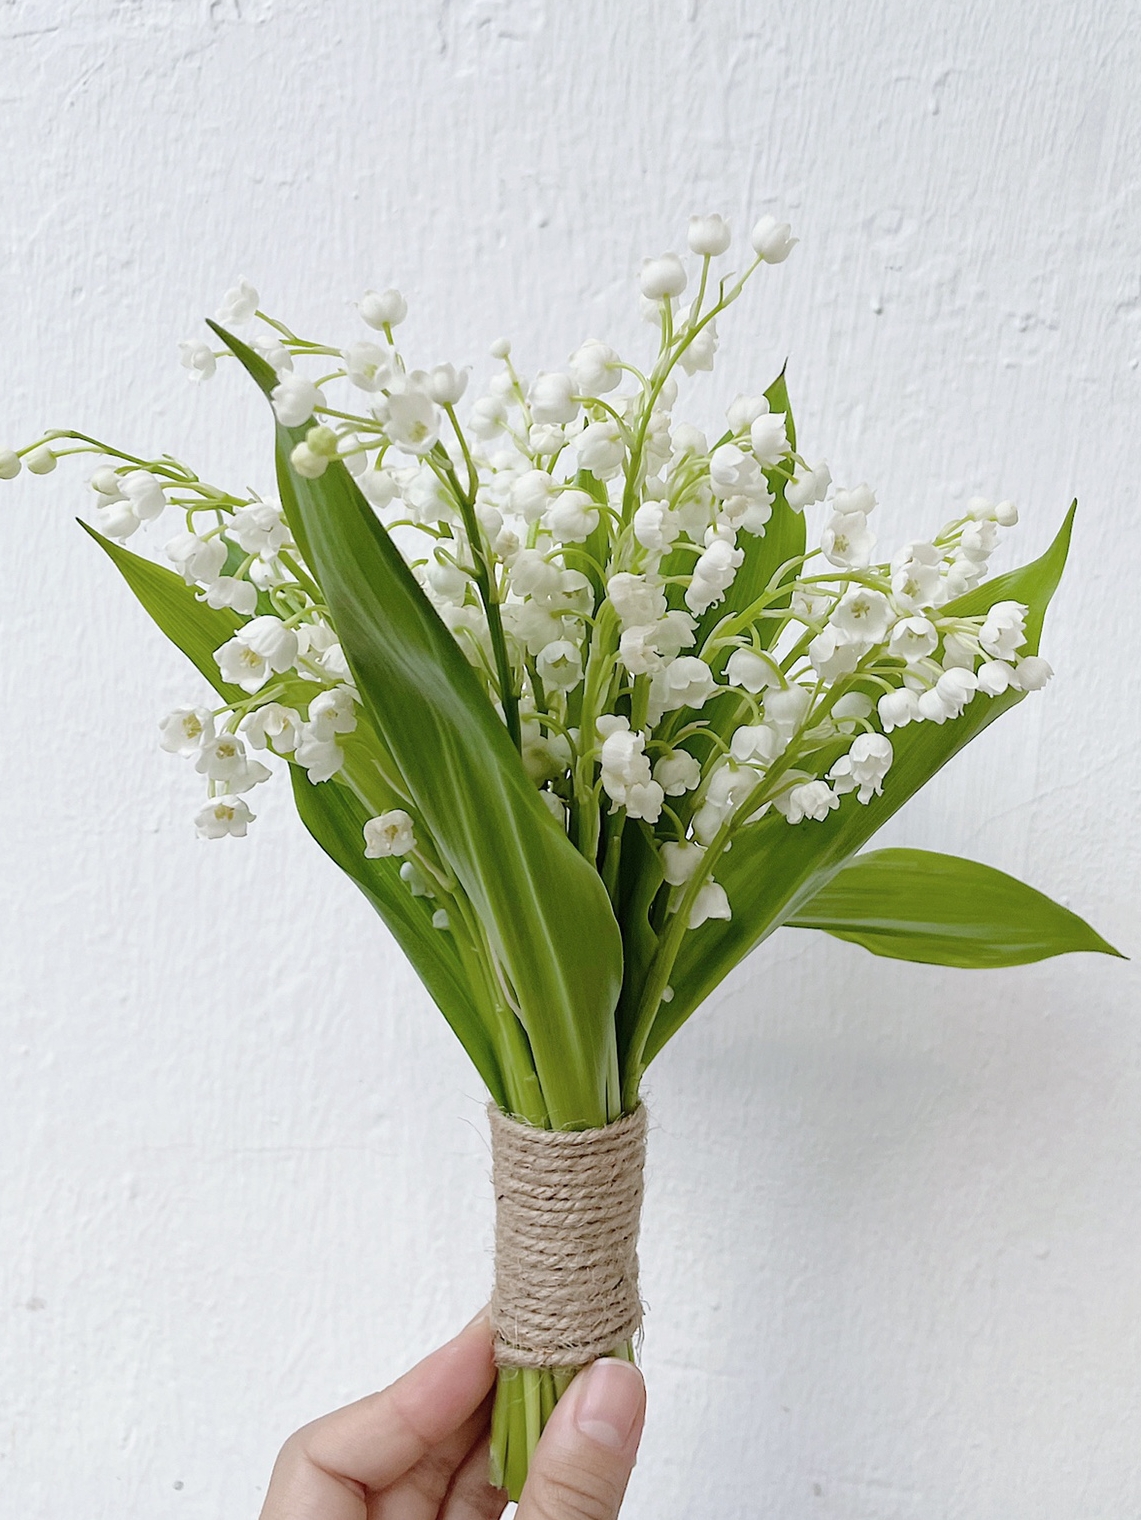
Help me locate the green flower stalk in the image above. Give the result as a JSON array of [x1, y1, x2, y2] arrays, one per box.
[[2, 210, 1120, 1499]]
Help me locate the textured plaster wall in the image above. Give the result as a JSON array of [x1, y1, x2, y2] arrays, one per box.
[[2, 2, 1139, 1515]]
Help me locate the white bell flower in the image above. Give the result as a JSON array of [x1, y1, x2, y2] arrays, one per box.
[[677, 313, 718, 375], [358, 467, 396, 508], [784, 462, 832, 511], [709, 444, 766, 501], [979, 600, 1028, 660], [729, 723, 785, 765], [343, 341, 393, 392], [648, 656, 718, 720], [294, 725, 345, 783], [194, 733, 271, 791], [688, 214, 732, 256], [891, 555, 942, 612], [159, 707, 215, 756], [546, 489, 598, 543], [248, 331, 294, 374], [832, 484, 877, 517], [95, 500, 143, 539], [888, 615, 938, 665], [686, 537, 744, 614], [749, 411, 790, 465], [725, 394, 770, 431], [528, 422, 566, 454], [508, 470, 555, 524], [782, 779, 840, 824], [940, 631, 977, 670], [831, 586, 892, 645], [809, 625, 861, 681], [215, 278, 259, 326], [536, 639, 583, 691], [382, 385, 440, 455], [829, 733, 894, 804], [654, 750, 702, 795], [725, 647, 781, 693], [427, 363, 469, 405], [0, 449, 22, 479], [763, 684, 812, 737], [178, 340, 216, 382], [608, 573, 667, 629], [976, 659, 1016, 696], [660, 840, 706, 886], [358, 288, 407, 328], [240, 703, 303, 753], [633, 500, 680, 554], [688, 879, 732, 929], [692, 760, 765, 843], [638, 253, 687, 300], [878, 686, 922, 731], [577, 420, 624, 477], [918, 666, 978, 723], [750, 215, 797, 263], [821, 510, 875, 569], [529, 372, 579, 425], [195, 795, 255, 839], [120, 470, 166, 521], [568, 340, 622, 395], [201, 576, 258, 615], [363, 809, 417, 857], [1013, 655, 1052, 691], [227, 501, 290, 558], [241, 615, 298, 671], [308, 685, 358, 738], [623, 779, 666, 822], [166, 530, 227, 586], [271, 374, 323, 428], [959, 519, 999, 563], [467, 395, 508, 440]]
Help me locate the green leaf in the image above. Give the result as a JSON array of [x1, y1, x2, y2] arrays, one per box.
[[78, 519, 246, 704], [288, 765, 510, 1102], [212, 322, 625, 1128], [784, 847, 1121, 967], [646, 505, 1077, 1061]]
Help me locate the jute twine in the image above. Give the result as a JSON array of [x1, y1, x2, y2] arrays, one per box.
[[489, 1103, 648, 1369]]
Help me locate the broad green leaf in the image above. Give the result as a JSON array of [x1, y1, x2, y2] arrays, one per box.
[[213, 323, 624, 1128], [79, 520, 246, 705], [288, 763, 510, 1102], [784, 847, 1121, 967], [645, 505, 1076, 1061]]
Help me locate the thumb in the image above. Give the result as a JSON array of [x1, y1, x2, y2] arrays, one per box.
[[516, 1358, 646, 1520]]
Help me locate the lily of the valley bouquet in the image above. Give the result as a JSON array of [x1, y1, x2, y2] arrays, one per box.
[[3, 211, 1117, 1497]]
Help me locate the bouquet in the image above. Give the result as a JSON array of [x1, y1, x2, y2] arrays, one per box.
[[2, 210, 1117, 1498]]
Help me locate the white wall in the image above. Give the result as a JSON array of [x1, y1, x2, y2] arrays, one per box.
[[2, 2, 1138, 1515]]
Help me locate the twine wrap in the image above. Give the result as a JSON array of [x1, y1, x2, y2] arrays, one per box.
[[489, 1103, 648, 1370]]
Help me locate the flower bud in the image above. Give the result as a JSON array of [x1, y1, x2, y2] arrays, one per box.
[[306, 424, 340, 457], [26, 445, 57, 475], [290, 441, 328, 478], [358, 288, 407, 329], [529, 371, 578, 426], [0, 449, 21, 480], [750, 215, 797, 263], [638, 253, 687, 300], [687, 214, 731, 256], [489, 336, 511, 360]]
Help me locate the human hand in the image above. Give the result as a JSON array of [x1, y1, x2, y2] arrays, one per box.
[[258, 1308, 646, 1519]]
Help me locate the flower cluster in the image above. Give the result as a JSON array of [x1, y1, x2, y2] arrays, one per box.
[[4, 213, 1052, 942]]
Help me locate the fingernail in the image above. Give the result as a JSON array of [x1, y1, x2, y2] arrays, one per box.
[[572, 1359, 644, 1451]]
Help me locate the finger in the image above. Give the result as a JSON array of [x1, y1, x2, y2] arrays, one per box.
[[516, 1359, 645, 1520], [259, 1309, 496, 1520], [439, 1430, 509, 1520], [372, 1394, 494, 1520]]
